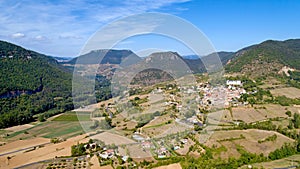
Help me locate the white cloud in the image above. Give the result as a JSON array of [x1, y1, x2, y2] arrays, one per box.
[[59, 34, 82, 39], [35, 35, 47, 41], [0, 0, 191, 56], [11, 33, 25, 38]]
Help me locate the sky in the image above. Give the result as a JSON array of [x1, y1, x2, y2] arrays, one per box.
[[0, 0, 300, 57]]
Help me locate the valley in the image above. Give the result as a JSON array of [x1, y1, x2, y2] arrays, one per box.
[[0, 39, 300, 168]]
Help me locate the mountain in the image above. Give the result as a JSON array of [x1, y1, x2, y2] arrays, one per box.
[[64, 49, 141, 65], [182, 51, 235, 73], [0, 40, 73, 128], [225, 39, 300, 76], [2, 38, 299, 128]]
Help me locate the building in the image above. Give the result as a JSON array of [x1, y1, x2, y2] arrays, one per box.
[[226, 80, 242, 86]]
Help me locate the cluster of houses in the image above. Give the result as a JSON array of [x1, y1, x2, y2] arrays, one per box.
[[99, 148, 115, 159], [163, 80, 245, 111]]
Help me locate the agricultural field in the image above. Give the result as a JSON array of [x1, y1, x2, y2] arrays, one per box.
[[204, 129, 294, 158], [240, 154, 300, 169], [259, 77, 285, 89], [0, 121, 84, 142], [230, 104, 293, 123], [270, 87, 300, 99], [90, 131, 136, 146], [0, 134, 89, 169], [1, 75, 300, 169], [154, 163, 182, 169], [3, 124, 34, 133], [52, 111, 91, 121]]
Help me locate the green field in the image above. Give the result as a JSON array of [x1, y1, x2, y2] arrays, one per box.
[[52, 111, 91, 121], [1, 112, 94, 141], [2, 121, 85, 140]]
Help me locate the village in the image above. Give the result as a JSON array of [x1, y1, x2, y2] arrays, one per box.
[[50, 79, 250, 168]]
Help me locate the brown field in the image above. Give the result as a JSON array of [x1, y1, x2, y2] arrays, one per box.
[[240, 154, 300, 169], [114, 114, 137, 131], [91, 131, 136, 145], [144, 114, 172, 127], [262, 104, 299, 115], [99, 165, 114, 169], [155, 122, 190, 138], [207, 110, 232, 125], [154, 163, 182, 169], [90, 155, 101, 169], [219, 141, 241, 159], [0, 134, 89, 169], [176, 138, 195, 155], [231, 107, 267, 123], [142, 114, 175, 137], [205, 129, 294, 158], [0, 137, 50, 156], [259, 77, 285, 89], [231, 104, 293, 123], [270, 87, 300, 99], [127, 144, 152, 159]]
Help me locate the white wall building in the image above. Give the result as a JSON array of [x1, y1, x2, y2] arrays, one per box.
[[226, 80, 242, 86]]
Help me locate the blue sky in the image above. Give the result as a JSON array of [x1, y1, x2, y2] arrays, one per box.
[[0, 0, 299, 57]]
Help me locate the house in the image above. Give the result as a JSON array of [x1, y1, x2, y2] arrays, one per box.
[[226, 80, 242, 86], [181, 139, 188, 144], [158, 155, 166, 158], [99, 153, 109, 159], [141, 141, 152, 149], [122, 156, 129, 162], [99, 149, 115, 159], [157, 147, 168, 155], [106, 149, 115, 155], [173, 145, 180, 150]]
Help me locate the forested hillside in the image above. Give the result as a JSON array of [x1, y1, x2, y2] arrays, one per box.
[[0, 41, 73, 128], [226, 39, 300, 74]]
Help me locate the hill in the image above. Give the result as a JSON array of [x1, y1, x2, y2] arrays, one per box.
[[225, 39, 300, 76], [183, 51, 234, 73], [0, 41, 73, 128], [64, 49, 141, 65]]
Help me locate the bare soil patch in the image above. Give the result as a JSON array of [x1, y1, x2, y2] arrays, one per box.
[[154, 163, 182, 169], [0, 134, 88, 169], [0, 137, 50, 155], [91, 131, 136, 145]]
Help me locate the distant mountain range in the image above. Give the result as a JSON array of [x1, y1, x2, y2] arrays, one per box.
[[1, 38, 300, 128]]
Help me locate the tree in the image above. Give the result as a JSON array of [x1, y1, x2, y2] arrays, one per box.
[[71, 143, 86, 156], [293, 113, 300, 128], [288, 120, 294, 129], [38, 114, 46, 122]]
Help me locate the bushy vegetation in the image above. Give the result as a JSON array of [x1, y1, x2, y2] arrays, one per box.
[[71, 143, 86, 156], [287, 70, 300, 88], [291, 113, 300, 129], [0, 41, 74, 128], [226, 39, 300, 72], [258, 134, 277, 143]]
